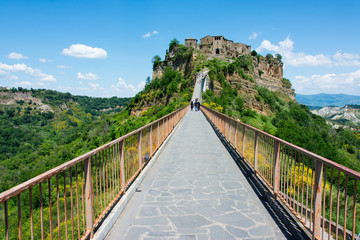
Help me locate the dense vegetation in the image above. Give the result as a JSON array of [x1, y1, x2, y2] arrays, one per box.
[[200, 56, 360, 173], [0, 40, 193, 193], [0, 88, 129, 192]]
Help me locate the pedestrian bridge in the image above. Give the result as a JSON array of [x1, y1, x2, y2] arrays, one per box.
[[0, 74, 359, 240]]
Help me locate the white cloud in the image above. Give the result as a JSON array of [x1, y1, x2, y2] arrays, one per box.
[[293, 70, 360, 95], [39, 58, 53, 63], [62, 44, 107, 59], [88, 82, 103, 91], [248, 32, 259, 40], [15, 81, 45, 86], [256, 36, 360, 67], [57, 65, 72, 69], [77, 72, 99, 80], [333, 51, 360, 67], [256, 36, 332, 66], [89, 83, 100, 89], [8, 52, 28, 60], [112, 77, 145, 96], [0, 62, 56, 81], [142, 32, 151, 38], [142, 30, 159, 38]]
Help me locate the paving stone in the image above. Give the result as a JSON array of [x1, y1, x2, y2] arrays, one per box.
[[178, 235, 196, 240], [147, 232, 177, 237], [248, 225, 274, 237], [145, 196, 156, 202], [221, 181, 242, 189], [170, 188, 192, 195], [168, 215, 211, 228], [152, 180, 170, 188], [209, 225, 235, 240], [213, 212, 255, 228], [197, 234, 209, 240], [123, 227, 149, 240], [138, 206, 159, 217], [150, 225, 174, 231], [159, 206, 174, 215], [168, 206, 185, 215], [226, 225, 250, 238], [157, 196, 174, 202], [133, 216, 169, 225], [149, 189, 161, 196]]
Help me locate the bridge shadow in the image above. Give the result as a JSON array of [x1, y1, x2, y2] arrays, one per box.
[[203, 111, 311, 240]]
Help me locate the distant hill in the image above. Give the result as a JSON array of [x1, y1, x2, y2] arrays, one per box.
[[311, 105, 360, 127], [296, 93, 360, 107]]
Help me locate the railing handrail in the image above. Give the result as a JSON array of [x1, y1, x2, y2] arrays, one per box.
[[201, 105, 360, 180], [0, 106, 187, 203]]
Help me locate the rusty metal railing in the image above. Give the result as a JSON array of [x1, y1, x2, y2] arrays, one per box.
[[0, 106, 188, 240], [202, 105, 360, 240]]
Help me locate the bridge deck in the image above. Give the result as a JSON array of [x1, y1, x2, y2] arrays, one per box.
[[105, 110, 290, 240]]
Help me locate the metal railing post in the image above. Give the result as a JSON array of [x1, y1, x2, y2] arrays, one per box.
[[313, 159, 323, 239], [157, 121, 160, 147], [150, 125, 153, 156], [273, 141, 281, 198], [234, 122, 237, 149], [120, 140, 125, 192], [84, 156, 94, 238], [254, 131, 259, 174], [228, 119, 231, 141], [242, 126, 246, 157], [222, 117, 225, 134], [138, 131, 142, 169]]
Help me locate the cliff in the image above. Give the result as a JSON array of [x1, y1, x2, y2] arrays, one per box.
[[152, 42, 295, 115]]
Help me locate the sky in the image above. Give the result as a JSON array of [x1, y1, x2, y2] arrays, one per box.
[[0, 0, 359, 97]]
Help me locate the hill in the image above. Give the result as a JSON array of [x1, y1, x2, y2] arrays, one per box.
[[296, 93, 360, 107], [151, 38, 360, 173], [311, 105, 360, 127], [0, 88, 131, 191]]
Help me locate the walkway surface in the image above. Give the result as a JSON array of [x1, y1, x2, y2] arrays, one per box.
[[105, 72, 289, 240]]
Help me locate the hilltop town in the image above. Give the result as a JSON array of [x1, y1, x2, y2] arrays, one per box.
[[185, 35, 251, 59]]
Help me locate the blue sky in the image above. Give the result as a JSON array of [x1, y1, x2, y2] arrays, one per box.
[[0, 0, 359, 97]]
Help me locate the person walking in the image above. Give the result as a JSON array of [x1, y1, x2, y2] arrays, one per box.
[[197, 101, 201, 111], [190, 101, 194, 111]]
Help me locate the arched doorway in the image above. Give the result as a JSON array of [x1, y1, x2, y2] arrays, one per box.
[[215, 48, 220, 55]]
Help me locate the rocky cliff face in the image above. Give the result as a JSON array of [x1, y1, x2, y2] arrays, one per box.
[[152, 45, 295, 115], [312, 106, 360, 127], [252, 57, 294, 100], [0, 90, 53, 112]]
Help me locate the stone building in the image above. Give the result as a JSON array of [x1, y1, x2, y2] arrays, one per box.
[[185, 35, 251, 58], [184, 38, 198, 48]]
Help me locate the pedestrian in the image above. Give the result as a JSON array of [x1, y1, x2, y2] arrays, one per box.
[[190, 101, 194, 111], [194, 98, 198, 111], [197, 101, 201, 111]]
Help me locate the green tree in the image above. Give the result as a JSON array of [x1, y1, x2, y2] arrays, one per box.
[[275, 53, 282, 62], [251, 50, 258, 56], [169, 38, 179, 52], [265, 53, 274, 61], [152, 55, 161, 70], [145, 76, 151, 86]]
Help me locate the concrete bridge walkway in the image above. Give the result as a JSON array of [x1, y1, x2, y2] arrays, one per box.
[[105, 108, 290, 239]]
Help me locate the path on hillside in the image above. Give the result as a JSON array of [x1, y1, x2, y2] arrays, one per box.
[[105, 73, 289, 240]]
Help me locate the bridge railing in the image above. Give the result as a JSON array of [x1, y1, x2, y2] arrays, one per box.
[[202, 105, 360, 240], [0, 106, 188, 240]]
